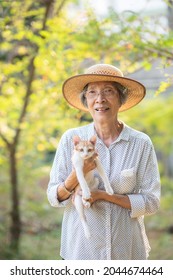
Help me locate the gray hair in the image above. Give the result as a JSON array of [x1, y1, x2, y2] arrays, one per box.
[[80, 82, 128, 108]]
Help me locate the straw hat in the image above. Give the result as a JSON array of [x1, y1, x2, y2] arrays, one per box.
[[62, 64, 146, 112]]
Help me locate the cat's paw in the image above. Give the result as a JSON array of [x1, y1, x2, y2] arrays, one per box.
[[105, 185, 114, 195], [83, 199, 91, 208], [107, 189, 114, 195]]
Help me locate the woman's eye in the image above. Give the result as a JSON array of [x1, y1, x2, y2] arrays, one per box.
[[105, 88, 113, 93]]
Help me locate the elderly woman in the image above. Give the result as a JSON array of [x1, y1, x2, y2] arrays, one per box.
[[47, 64, 161, 260]]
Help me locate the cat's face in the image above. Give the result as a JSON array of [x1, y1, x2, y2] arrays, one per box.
[[73, 135, 96, 159], [75, 141, 95, 159]]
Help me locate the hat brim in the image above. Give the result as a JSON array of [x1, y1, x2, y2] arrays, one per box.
[[62, 74, 146, 112]]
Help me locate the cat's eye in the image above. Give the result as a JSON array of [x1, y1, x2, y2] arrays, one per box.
[[80, 148, 84, 152], [88, 149, 93, 152]]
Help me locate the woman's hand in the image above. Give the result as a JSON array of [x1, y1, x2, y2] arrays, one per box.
[[82, 190, 131, 210], [78, 189, 105, 206], [83, 152, 98, 174], [86, 191, 101, 205]]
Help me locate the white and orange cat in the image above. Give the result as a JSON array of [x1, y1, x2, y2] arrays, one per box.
[[72, 135, 113, 238]]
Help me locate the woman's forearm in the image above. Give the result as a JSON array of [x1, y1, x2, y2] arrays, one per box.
[[91, 190, 132, 210], [57, 170, 78, 202]]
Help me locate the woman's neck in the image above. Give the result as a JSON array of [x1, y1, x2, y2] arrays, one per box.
[[94, 120, 123, 147]]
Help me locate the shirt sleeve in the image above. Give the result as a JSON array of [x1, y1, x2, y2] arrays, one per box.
[[128, 143, 161, 218], [47, 132, 72, 208]]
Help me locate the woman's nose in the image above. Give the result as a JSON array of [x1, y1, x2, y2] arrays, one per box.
[[95, 92, 106, 102]]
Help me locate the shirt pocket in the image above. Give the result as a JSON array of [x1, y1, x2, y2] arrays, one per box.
[[119, 167, 136, 194]]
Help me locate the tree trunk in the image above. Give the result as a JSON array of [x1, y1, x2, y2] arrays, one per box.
[[168, 0, 173, 31], [0, 0, 67, 255], [9, 144, 21, 253]]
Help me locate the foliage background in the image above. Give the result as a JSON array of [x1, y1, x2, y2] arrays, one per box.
[[0, 0, 173, 259]]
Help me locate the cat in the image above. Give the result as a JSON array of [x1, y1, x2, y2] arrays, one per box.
[[72, 135, 113, 238]]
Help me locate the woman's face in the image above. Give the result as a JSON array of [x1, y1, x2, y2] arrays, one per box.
[[85, 81, 121, 123]]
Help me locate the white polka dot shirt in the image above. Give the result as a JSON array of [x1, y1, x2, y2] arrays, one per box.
[[47, 122, 161, 260]]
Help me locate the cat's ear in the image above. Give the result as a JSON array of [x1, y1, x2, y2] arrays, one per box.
[[73, 135, 81, 146], [90, 135, 97, 145]]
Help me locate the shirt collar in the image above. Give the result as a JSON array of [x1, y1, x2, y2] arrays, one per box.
[[117, 122, 130, 142], [89, 121, 130, 145]]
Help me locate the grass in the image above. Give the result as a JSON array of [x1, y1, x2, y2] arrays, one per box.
[[1, 209, 173, 260], [0, 209, 64, 260], [19, 228, 62, 260], [148, 230, 173, 260], [145, 212, 173, 260]]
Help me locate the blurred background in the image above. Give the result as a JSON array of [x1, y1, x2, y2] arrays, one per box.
[[0, 0, 173, 260]]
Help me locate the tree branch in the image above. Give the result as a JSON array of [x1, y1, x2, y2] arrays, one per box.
[[14, 56, 35, 147], [3, 0, 68, 147], [0, 131, 11, 148], [56, 0, 68, 17], [144, 45, 173, 60], [42, 0, 55, 30], [13, 0, 56, 147]]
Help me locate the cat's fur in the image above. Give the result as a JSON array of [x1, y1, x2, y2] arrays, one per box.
[[72, 135, 113, 238]]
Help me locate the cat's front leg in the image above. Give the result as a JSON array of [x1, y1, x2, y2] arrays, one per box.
[[75, 167, 91, 199], [95, 158, 114, 195], [82, 188, 91, 200], [72, 154, 91, 199]]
